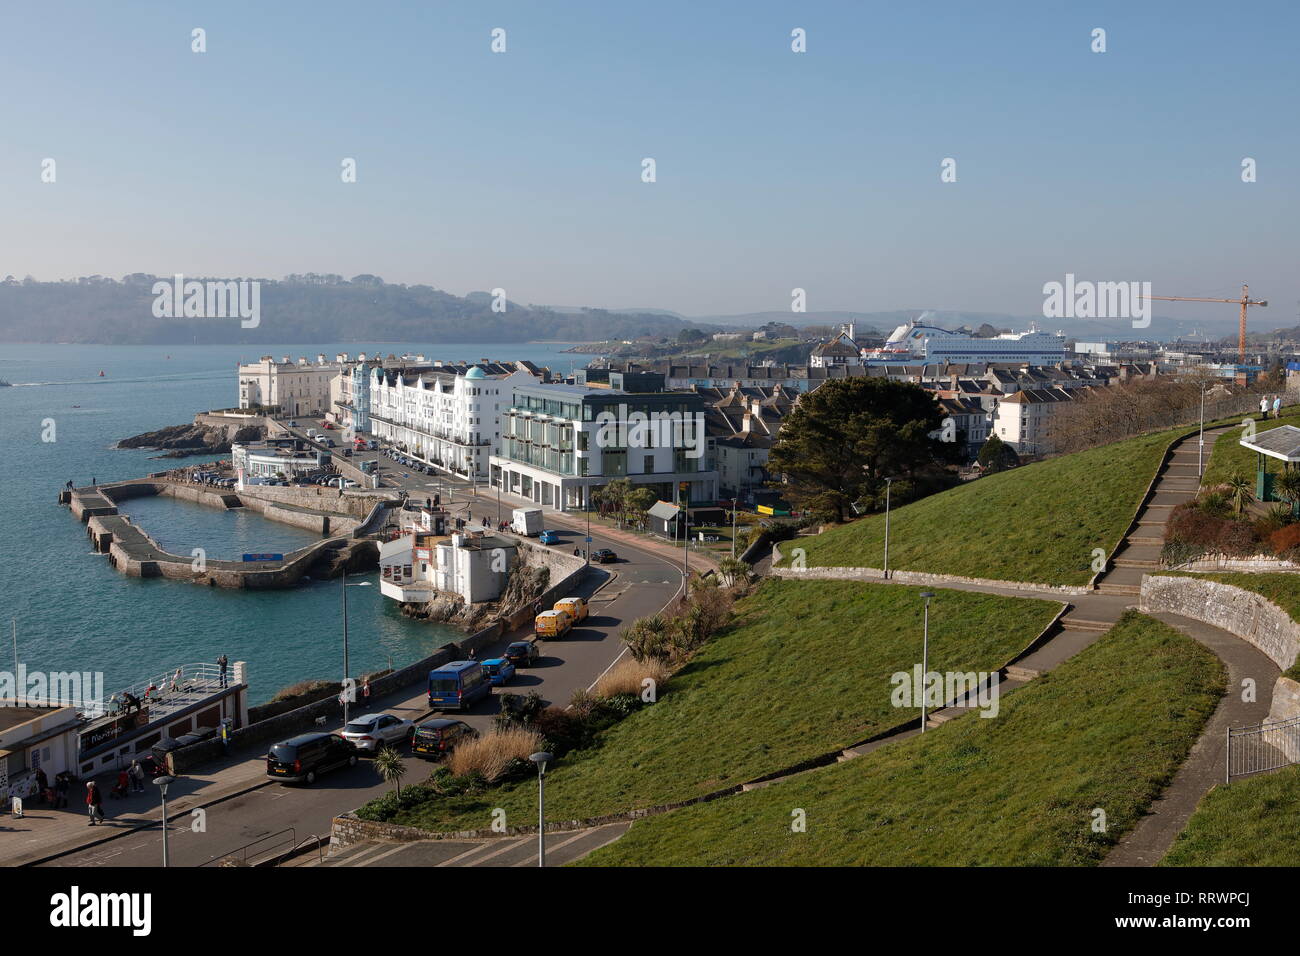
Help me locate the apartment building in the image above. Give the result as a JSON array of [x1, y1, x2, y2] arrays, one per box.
[[238, 354, 346, 417]]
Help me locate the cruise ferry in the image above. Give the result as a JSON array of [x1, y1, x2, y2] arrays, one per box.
[[863, 320, 1067, 365]]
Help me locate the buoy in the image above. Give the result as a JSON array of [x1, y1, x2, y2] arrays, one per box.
[[99, 370, 105, 377]]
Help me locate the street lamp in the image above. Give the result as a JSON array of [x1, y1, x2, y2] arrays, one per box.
[[529, 751, 553, 867], [883, 477, 894, 579], [340, 569, 372, 727], [1198, 381, 1208, 477], [919, 591, 934, 732], [153, 774, 176, 867]]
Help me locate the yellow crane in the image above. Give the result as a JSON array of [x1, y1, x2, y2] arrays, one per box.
[[1142, 284, 1267, 362]]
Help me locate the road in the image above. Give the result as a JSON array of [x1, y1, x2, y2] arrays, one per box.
[[42, 498, 685, 868]]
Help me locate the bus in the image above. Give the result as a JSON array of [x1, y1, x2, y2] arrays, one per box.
[[427, 660, 492, 711]]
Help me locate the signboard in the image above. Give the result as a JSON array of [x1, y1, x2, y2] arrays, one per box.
[[80, 708, 149, 752], [243, 553, 284, 563]]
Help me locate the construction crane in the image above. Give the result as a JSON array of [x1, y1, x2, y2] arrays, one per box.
[[1141, 284, 1267, 363]]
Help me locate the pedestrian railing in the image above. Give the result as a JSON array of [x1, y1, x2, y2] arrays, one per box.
[[1225, 715, 1300, 783], [93, 662, 230, 717], [199, 828, 298, 867]]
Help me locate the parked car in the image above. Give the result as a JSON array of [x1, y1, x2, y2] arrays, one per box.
[[504, 640, 541, 667], [591, 548, 618, 564], [410, 718, 477, 760], [427, 660, 493, 711], [340, 712, 415, 752], [323, 422, 335, 430], [554, 596, 588, 623], [538, 530, 561, 545], [286, 420, 299, 428], [480, 657, 516, 686], [266, 732, 357, 784], [151, 725, 218, 769], [534, 609, 572, 639]]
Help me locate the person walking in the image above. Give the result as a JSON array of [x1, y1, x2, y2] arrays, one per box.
[[1261, 396, 1270, 416], [361, 678, 371, 710], [217, 653, 228, 688], [86, 781, 103, 826], [55, 772, 70, 809], [1274, 395, 1282, 419], [129, 760, 146, 793]]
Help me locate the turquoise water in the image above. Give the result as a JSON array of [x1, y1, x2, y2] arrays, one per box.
[[0, 342, 581, 703]]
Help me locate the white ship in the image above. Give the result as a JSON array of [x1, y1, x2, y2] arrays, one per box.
[[864, 319, 1067, 365]]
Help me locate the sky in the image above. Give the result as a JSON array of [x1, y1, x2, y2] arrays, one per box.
[[2, 0, 1298, 324]]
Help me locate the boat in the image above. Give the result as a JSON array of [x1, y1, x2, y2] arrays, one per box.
[[98, 370, 105, 377]]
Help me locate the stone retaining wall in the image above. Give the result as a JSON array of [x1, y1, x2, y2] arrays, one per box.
[[769, 544, 1091, 596], [1139, 574, 1300, 672], [1265, 676, 1300, 762]]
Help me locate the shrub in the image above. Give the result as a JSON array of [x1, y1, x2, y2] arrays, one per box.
[[449, 727, 544, 782], [493, 690, 545, 730], [1166, 501, 1261, 557], [622, 613, 675, 662], [1269, 524, 1300, 555], [593, 657, 671, 699]]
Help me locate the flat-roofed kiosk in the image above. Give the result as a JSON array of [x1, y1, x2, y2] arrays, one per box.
[[1240, 424, 1300, 508]]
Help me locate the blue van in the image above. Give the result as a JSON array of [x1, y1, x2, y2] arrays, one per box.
[[428, 660, 492, 711]]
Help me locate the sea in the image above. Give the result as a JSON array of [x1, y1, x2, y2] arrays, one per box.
[[0, 342, 588, 704]]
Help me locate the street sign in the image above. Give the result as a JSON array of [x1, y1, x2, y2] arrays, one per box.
[[585, 536, 592, 543]]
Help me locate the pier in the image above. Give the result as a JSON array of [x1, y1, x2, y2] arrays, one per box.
[[60, 477, 398, 588]]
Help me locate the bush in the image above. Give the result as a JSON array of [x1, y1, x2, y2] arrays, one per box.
[[1166, 501, 1261, 558], [593, 657, 671, 699], [1269, 524, 1300, 555], [449, 727, 544, 782]]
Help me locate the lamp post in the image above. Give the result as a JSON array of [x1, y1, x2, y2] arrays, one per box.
[[919, 591, 934, 732], [340, 570, 372, 727], [883, 477, 894, 579], [1198, 382, 1208, 477], [731, 504, 738, 560], [529, 751, 552, 866], [153, 774, 176, 867]]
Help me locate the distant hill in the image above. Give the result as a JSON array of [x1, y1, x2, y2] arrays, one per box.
[[0, 275, 694, 345]]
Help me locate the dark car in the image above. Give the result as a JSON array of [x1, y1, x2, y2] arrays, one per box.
[[410, 718, 478, 760], [591, 548, 618, 564], [504, 640, 541, 667], [266, 732, 358, 785], [150, 725, 219, 769]]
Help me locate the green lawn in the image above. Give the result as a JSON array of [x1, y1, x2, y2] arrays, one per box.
[[1201, 405, 1300, 489], [777, 426, 1194, 585], [579, 611, 1223, 866], [382, 578, 1061, 833], [1162, 764, 1300, 866]]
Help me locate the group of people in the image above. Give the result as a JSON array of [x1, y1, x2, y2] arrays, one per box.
[[1261, 395, 1285, 419]]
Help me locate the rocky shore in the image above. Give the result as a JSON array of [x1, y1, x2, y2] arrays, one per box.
[[401, 560, 551, 632], [117, 416, 266, 458]]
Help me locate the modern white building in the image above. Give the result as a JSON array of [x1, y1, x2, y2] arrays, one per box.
[[490, 381, 718, 512], [363, 363, 542, 481], [231, 438, 327, 479], [238, 354, 347, 417]]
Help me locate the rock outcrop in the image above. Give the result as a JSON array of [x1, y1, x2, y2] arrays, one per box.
[[117, 418, 266, 458]]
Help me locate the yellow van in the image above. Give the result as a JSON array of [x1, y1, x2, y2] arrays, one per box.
[[553, 597, 588, 624], [534, 609, 572, 639]]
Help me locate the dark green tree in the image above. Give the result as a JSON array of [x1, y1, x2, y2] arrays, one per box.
[[767, 379, 946, 522], [977, 434, 1020, 473]]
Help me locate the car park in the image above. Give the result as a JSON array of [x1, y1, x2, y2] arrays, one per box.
[[480, 657, 516, 686], [504, 640, 541, 667], [410, 718, 477, 759], [265, 732, 358, 784], [340, 712, 415, 752]]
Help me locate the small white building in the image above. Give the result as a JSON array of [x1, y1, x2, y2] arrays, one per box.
[[379, 531, 517, 605]]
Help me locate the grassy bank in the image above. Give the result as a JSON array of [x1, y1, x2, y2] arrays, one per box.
[[381, 578, 1061, 833], [776, 426, 1192, 585], [579, 611, 1223, 866], [1162, 764, 1300, 866], [1201, 405, 1300, 489]]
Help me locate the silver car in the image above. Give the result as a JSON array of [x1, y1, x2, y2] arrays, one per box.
[[340, 712, 414, 752]]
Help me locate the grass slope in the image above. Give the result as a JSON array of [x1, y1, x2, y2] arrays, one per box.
[[1201, 405, 1300, 488], [385, 578, 1061, 833], [579, 611, 1223, 867], [1162, 764, 1300, 866], [778, 427, 1191, 585]]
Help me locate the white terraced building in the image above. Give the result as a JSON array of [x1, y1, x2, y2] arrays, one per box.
[[238, 354, 347, 417], [365, 363, 541, 481]]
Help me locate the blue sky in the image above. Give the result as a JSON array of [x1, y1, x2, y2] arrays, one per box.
[[2, 0, 1297, 322]]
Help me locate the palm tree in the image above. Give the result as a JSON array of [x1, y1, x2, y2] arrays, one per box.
[[718, 557, 753, 588], [1225, 472, 1255, 516], [373, 746, 406, 796], [1277, 469, 1300, 517]]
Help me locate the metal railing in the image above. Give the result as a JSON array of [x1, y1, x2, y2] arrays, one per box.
[[96, 662, 230, 716], [1226, 715, 1300, 782], [199, 828, 297, 867]]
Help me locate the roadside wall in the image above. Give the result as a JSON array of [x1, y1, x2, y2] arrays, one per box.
[[1266, 676, 1300, 762], [769, 544, 1090, 596], [1139, 574, 1300, 672]]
